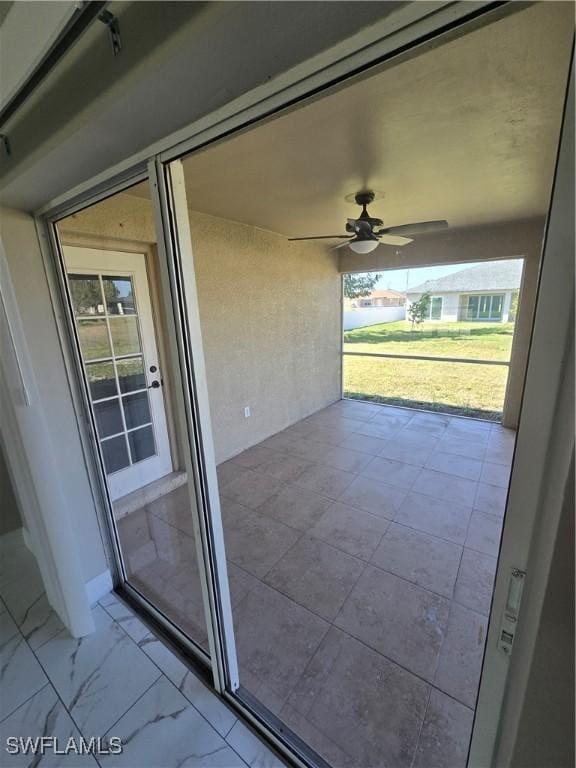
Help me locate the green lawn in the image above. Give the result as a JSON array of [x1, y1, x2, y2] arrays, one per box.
[[343, 320, 515, 419]]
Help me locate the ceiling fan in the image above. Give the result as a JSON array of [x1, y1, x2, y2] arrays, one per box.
[[288, 191, 448, 254]]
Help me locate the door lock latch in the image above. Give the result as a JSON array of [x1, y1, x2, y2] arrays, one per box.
[[498, 567, 526, 656]]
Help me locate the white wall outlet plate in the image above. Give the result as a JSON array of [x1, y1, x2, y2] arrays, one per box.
[[244, 406, 251, 418]]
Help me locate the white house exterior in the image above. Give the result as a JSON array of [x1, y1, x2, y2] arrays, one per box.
[[406, 258, 523, 322]]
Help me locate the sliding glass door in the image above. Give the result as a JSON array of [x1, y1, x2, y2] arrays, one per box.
[[52, 178, 237, 679]]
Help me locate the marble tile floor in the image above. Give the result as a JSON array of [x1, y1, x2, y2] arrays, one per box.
[[0, 532, 282, 768], [112, 401, 513, 768]]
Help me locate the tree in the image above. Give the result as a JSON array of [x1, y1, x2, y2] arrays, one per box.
[[343, 273, 381, 299], [70, 276, 121, 314], [407, 292, 431, 330]]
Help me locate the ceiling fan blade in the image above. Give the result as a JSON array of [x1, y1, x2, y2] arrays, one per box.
[[288, 235, 351, 241], [377, 234, 413, 247], [382, 220, 448, 236]]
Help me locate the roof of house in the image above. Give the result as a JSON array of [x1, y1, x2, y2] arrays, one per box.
[[407, 259, 523, 295], [367, 289, 406, 299]]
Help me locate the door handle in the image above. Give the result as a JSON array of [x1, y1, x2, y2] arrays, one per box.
[[148, 380, 161, 389]]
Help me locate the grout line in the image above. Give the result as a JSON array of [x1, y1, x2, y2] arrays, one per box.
[[100, 674, 162, 739], [0, 680, 52, 726], [410, 684, 433, 768], [8, 615, 92, 747], [100, 590, 241, 741]]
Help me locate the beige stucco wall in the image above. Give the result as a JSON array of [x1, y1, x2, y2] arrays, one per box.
[[340, 218, 545, 428], [60, 193, 342, 462], [188, 211, 341, 461]]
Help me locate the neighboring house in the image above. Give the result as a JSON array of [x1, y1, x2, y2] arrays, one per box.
[[343, 288, 406, 330], [345, 288, 406, 309], [406, 258, 523, 322]]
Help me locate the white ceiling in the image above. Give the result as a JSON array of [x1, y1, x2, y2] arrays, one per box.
[[178, 2, 572, 239]]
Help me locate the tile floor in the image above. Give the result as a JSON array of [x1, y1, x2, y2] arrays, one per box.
[[114, 401, 514, 768], [0, 533, 281, 768], [1, 401, 513, 768]]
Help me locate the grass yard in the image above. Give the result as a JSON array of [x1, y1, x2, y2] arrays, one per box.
[[343, 320, 515, 419]]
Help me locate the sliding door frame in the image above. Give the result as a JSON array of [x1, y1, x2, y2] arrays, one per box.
[[36, 172, 220, 674], [148, 157, 240, 693], [30, 3, 572, 767]]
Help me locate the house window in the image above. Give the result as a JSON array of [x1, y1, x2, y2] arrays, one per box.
[[467, 294, 504, 321], [429, 296, 442, 320]]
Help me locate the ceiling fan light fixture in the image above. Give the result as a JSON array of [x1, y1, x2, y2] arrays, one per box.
[[348, 238, 379, 254]]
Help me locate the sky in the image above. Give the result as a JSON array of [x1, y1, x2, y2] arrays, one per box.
[[373, 262, 470, 293]]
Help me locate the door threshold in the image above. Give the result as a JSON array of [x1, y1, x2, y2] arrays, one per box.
[[112, 470, 187, 520]]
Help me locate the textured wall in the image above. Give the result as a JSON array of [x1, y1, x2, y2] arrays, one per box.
[[188, 211, 341, 462], [61, 194, 342, 463]]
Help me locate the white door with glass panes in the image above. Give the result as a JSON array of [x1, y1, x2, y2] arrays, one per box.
[[64, 247, 172, 500]]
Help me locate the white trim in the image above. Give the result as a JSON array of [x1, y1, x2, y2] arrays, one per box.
[[0, 242, 94, 637], [150, 158, 240, 692], [85, 569, 113, 607], [63, 248, 173, 499], [469, 60, 574, 767]]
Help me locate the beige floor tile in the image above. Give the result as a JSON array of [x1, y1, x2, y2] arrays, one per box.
[[295, 464, 356, 499], [335, 566, 450, 681], [404, 414, 449, 437], [264, 536, 364, 621], [234, 582, 329, 701], [434, 603, 488, 708], [286, 436, 336, 462], [465, 512, 503, 556], [258, 453, 312, 483], [371, 523, 462, 598], [425, 452, 483, 481], [412, 469, 478, 507], [339, 475, 407, 518], [309, 501, 390, 560], [230, 445, 277, 470], [221, 501, 301, 578], [436, 435, 488, 460], [287, 627, 430, 768], [357, 420, 404, 440], [378, 439, 436, 467], [257, 484, 332, 532], [454, 548, 497, 615], [217, 460, 250, 489], [474, 481, 508, 517], [413, 689, 474, 768], [361, 456, 421, 489], [221, 470, 285, 509], [321, 445, 373, 473], [446, 418, 492, 442], [340, 432, 389, 455], [480, 461, 511, 488]]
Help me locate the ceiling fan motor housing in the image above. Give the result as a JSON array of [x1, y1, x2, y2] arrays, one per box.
[[354, 190, 375, 207], [351, 191, 383, 233]]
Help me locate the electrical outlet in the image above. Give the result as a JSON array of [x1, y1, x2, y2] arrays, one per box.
[[244, 406, 251, 418]]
